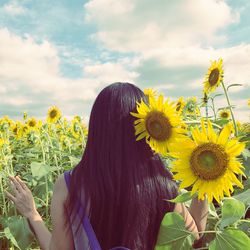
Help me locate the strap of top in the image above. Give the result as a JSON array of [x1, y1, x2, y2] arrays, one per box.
[[64, 170, 102, 250]]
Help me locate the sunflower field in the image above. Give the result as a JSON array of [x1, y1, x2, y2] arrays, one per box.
[[0, 59, 250, 249]]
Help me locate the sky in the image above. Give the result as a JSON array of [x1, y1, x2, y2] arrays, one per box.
[[0, 0, 249, 123]]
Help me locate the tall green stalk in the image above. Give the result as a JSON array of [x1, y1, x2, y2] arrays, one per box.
[[38, 136, 49, 218], [221, 81, 241, 182], [221, 81, 238, 136]]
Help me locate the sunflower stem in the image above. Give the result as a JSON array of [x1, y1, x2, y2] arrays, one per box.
[[205, 102, 209, 136], [211, 98, 217, 120], [0, 175, 7, 216], [221, 81, 238, 136], [221, 81, 242, 183]]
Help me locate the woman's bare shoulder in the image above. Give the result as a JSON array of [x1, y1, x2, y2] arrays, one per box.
[[53, 173, 68, 201]]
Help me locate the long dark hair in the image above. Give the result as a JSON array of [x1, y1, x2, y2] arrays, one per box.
[[65, 82, 178, 250]]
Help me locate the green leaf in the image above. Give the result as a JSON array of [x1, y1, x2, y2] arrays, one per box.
[[209, 229, 250, 250], [226, 84, 243, 91], [30, 162, 50, 180], [242, 148, 250, 160], [209, 203, 218, 218], [220, 198, 245, 228], [155, 212, 195, 250], [233, 189, 250, 206], [210, 94, 223, 100], [7, 217, 34, 250], [168, 191, 194, 203], [4, 227, 21, 249]]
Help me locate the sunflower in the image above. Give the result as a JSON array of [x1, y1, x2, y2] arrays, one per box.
[[71, 118, 82, 139], [170, 120, 245, 203], [203, 58, 224, 94], [23, 111, 28, 120], [130, 95, 186, 155], [47, 106, 61, 123], [219, 109, 230, 119], [0, 138, 5, 149], [11, 122, 25, 139], [144, 88, 157, 101], [175, 97, 185, 113], [27, 117, 37, 129], [184, 97, 200, 116], [248, 99, 250, 107]]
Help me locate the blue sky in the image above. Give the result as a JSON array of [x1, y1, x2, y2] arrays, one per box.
[[0, 0, 249, 122]]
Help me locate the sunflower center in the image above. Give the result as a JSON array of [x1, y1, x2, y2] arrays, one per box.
[[208, 68, 219, 86], [29, 121, 36, 127], [190, 143, 228, 180], [221, 112, 229, 119], [49, 110, 58, 119], [145, 111, 172, 141], [176, 102, 181, 111]]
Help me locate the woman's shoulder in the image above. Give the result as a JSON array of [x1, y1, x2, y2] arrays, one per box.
[[52, 172, 69, 202]]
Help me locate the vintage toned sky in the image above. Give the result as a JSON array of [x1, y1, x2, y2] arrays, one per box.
[[0, 0, 249, 122]]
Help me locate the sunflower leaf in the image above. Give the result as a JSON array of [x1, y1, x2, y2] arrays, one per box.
[[30, 162, 50, 180], [167, 191, 194, 203], [155, 212, 195, 250], [226, 84, 243, 91], [219, 198, 245, 229], [3, 227, 21, 249], [211, 94, 223, 99], [233, 189, 250, 206], [208, 229, 250, 250]]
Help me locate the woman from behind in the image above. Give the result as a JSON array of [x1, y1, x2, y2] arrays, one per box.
[[66, 82, 179, 249]]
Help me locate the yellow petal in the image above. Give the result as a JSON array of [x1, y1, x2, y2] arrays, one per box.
[[217, 123, 231, 145], [226, 142, 245, 157], [207, 120, 218, 143]]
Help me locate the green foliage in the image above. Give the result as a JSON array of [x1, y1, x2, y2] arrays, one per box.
[[209, 229, 250, 250], [155, 212, 195, 250], [0, 117, 86, 249], [233, 189, 250, 206], [220, 198, 245, 229], [30, 162, 50, 180], [168, 191, 194, 203]]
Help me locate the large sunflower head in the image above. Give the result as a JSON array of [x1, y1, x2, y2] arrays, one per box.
[[248, 99, 250, 107], [47, 106, 61, 123], [170, 120, 245, 203], [203, 58, 224, 94], [130, 95, 186, 155], [219, 109, 231, 119]]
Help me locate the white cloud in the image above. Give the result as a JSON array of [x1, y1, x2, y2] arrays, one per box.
[[0, 28, 139, 115], [85, 0, 239, 52], [84, 0, 250, 108], [83, 61, 139, 84], [3, 1, 26, 16], [1, 97, 32, 106]]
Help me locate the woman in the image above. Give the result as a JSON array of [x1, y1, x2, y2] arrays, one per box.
[[6, 82, 208, 250]]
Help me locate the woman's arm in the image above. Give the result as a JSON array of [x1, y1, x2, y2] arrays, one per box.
[[174, 196, 208, 239], [5, 176, 51, 249], [174, 202, 199, 240], [26, 212, 51, 250], [188, 196, 208, 233], [5, 175, 74, 250]]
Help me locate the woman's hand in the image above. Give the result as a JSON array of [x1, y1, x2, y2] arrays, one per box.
[[5, 176, 39, 219]]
